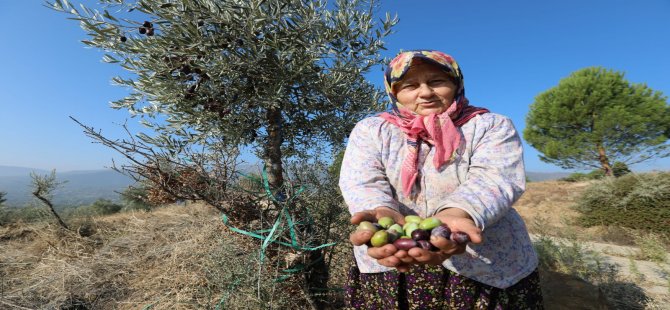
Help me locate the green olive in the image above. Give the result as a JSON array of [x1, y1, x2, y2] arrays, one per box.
[[403, 222, 419, 237], [370, 230, 389, 247], [357, 221, 378, 232], [404, 215, 422, 224], [377, 216, 394, 229], [419, 217, 442, 230], [388, 223, 404, 235]]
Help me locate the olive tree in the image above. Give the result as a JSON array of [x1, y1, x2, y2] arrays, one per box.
[[31, 170, 70, 231], [524, 67, 670, 176], [49, 0, 396, 306], [49, 0, 394, 189]]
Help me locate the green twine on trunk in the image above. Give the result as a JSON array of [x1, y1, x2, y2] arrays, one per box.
[[220, 166, 336, 282]]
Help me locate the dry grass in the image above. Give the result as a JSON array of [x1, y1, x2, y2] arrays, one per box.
[[517, 180, 647, 246], [0, 203, 274, 309], [515, 181, 589, 233], [1, 180, 668, 309]]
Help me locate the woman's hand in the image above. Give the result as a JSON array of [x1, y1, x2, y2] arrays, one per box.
[[349, 207, 407, 269], [349, 207, 483, 272], [397, 208, 483, 271], [349, 206, 405, 246]]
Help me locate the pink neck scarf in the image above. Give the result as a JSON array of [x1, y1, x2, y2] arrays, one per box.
[[380, 102, 488, 196]]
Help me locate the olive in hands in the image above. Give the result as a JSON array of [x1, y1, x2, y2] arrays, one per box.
[[356, 215, 470, 251]]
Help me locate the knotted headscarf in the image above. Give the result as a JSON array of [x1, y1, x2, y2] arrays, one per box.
[[379, 50, 489, 196]]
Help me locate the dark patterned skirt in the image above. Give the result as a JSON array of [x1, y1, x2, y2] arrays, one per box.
[[345, 260, 544, 310]]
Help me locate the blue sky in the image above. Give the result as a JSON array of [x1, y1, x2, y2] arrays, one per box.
[[1, 0, 669, 173]]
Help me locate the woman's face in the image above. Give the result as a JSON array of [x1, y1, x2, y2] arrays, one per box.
[[394, 62, 457, 116]]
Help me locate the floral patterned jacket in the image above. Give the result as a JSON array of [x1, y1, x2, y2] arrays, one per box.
[[339, 112, 538, 289]]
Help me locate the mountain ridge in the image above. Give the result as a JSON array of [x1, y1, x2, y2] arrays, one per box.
[[0, 165, 571, 207], [0, 167, 135, 207]]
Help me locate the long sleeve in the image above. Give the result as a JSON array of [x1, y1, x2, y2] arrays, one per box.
[[431, 114, 526, 230], [339, 119, 399, 215]]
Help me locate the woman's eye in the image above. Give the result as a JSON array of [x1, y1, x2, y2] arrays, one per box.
[[400, 84, 416, 90]]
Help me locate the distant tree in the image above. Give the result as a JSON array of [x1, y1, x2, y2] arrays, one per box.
[[524, 67, 670, 176], [561, 169, 606, 183], [31, 170, 70, 231], [0, 191, 7, 225]]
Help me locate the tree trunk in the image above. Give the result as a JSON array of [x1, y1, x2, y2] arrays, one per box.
[[32, 191, 70, 231], [597, 144, 613, 176], [263, 106, 329, 309], [264, 106, 284, 190], [304, 249, 329, 309]]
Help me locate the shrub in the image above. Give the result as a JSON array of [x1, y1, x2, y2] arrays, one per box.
[[533, 235, 615, 282], [562, 169, 606, 182], [0, 205, 50, 224], [90, 199, 123, 215], [630, 230, 668, 263], [234, 172, 265, 194], [58, 199, 124, 218], [119, 185, 152, 211], [574, 172, 670, 238], [612, 162, 632, 178], [531, 232, 658, 309]]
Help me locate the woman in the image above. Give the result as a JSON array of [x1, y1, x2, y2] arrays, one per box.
[[339, 50, 543, 309]]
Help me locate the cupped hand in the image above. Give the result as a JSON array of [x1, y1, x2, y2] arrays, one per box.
[[367, 244, 406, 269], [349, 206, 405, 246], [400, 208, 483, 269], [349, 207, 484, 272], [432, 207, 483, 245], [349, 207, 408, 268]]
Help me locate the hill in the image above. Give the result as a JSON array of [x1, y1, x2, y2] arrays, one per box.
[[0, 164, 569, 207], [0, 165, 48, 177], [0, 167, 135, 207], [526, 171, 571, 182]]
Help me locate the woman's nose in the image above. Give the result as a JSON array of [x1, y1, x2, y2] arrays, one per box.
[[417, 83, 433, 97]]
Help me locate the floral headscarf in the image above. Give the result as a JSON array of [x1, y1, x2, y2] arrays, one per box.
[[379, 50, 489, 196], [384, 50, 465, 110]]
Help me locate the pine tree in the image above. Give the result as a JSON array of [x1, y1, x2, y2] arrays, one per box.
[[524, 67, 670, 176]]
